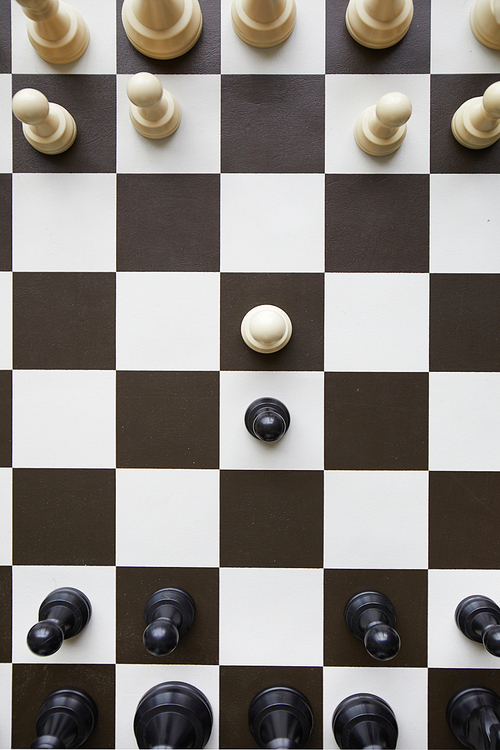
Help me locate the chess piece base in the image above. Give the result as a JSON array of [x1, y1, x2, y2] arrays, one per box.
[[354, 105, 407, 155], [129, 91, 181, 139], [241, 304, 292, 353], [470, 0, 500, 49], [121, 0, 203, 59], [231, 0, 297, 48], [249, 686, 313, 750], [332, 693, 398, 750], [26, 1, 90, 64], [345, 0, 413, 48], [452, 97, 500, 149], [33, 688, 97, 749], [22, 103, 77, 154]]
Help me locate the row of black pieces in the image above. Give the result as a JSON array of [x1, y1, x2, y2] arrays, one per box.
[[27, 587, 500, 663], [30, 680, 500, 750]]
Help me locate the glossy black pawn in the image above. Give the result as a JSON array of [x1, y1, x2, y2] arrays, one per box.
[[344, 591, 400, 661], [455, 595, 500, 657], [27, 587, 92, 657], [245, 398, 291, 443], [332, 693, 398, 750], [134, 681, 213, 749], [248, 686, 314, 749], [447, 687, 500, 750], [143, 587, 196, 657], [31, 688, 97, 749]]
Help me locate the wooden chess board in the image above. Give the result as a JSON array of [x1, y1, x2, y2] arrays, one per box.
[[1, 0, 500, 746]]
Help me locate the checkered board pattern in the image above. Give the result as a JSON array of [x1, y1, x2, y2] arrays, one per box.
[[1, 0, 500, 747]]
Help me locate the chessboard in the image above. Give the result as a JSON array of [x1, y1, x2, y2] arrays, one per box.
[[1, 0, 500, 747]]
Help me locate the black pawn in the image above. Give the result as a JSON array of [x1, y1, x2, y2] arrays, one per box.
[[27, 587, 92, 657], [134, 681, 213, 749], [143, 587, 195, 657], [447, 687, 500, 750], [245, 397, 291, 443], [332, 693, 398, 750], [455, 595, 500, 657], [344, 591, 401, 661], [31, 688, 97, 749], [248, 686, 314, 749]]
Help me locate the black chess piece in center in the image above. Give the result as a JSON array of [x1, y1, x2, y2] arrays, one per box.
[[248, 686, 314, 749], [142, 587, 196, 656], [30, 688, 97, 749], [344, 591, 401, 661], [455, 595, 500, 657], [134, 681, 213, 749], [447, 686, 500, 750], [245, 397, 291, 442], [27, 587, 92, 657], [332, 693, 398, 749]]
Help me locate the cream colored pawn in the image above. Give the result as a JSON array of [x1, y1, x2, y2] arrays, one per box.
[[452, 81, 500, 149], [15, 0, 89, 64], [127, 72, 181, 139], [122, 0, 203, 59], [345, 0, 413, 48], [355, 92, 412, 156], [231, 0, 297, 48], [12, 88, 77, 154], [241, 305, 292, 354], [470, 0, 500, 49]]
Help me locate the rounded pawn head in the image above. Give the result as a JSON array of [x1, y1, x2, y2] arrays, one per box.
[[249, 309, 287, 345], [12, 88, 49, 125], [483, 625, 500, 657], [253, 409, 287, 442], [483, 81, 500, 119], [143, 620, 179, 656], [27, 620, 64, 656], [364, 624, 401, 661], [127, 72, 163, 108], [376, 92, 412, 128]]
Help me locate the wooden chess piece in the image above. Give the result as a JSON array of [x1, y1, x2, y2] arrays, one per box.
[[143, 587, 195, 656], [332, 694, 398, 749], [345, 0, 414, 48], [470, 0, 500, 50], [344, 591, 401, 661], [26, 587, 91, 656], [231, 0, 297, 48], [12, 88, 77, 155], [455, 595, 500, 656], [452, 81, 500, 149], [15, 0, 89, 64], [354, 91, 412, 156], [245, 397, 291, 442], [31, 688, 97, 749], [121, 0, 203, 59], [127, 72, 181, 139], [249, 686, 313, 749], [241, 305, 292, 353]]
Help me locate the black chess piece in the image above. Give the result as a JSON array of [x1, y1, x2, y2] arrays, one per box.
[[143, 587, 196, 656], [455, 595, 500, 657], [134, 681, 213, 749], [332, 693, 398, 749], [27, 587, 92, 657], [447, 687, 500, 750], [344, 591, 401, 661], [248, 686, 314, 749], [30, 687, 97, 749], [245, 397, 291, 442]]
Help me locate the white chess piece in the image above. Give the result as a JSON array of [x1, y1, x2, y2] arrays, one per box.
[[452, 81, 500, 149], [345, 0, 414, 48], [231, 0, 297, 48], [121, 0, 203, 59], [470, 0, 500, 50], [354, 92, 412, 156], [15, 0, 89, 64], [127, 72, 181, 139], [241, 305, 292, 353], [12, 88, 77, 154]]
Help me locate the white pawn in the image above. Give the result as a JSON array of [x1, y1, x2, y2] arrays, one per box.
[[452, 81, 500, 149], [241, 305, 292, 353], [121, 0, 203, 59], [470, 0, 500, 50], [15, 0, 89, 64], [12, 88, 77, 154], [345, 0, 413, 48], [354, 92, 412, 156], [127, 73, 181, 139], [231, 0, 297, 48]]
